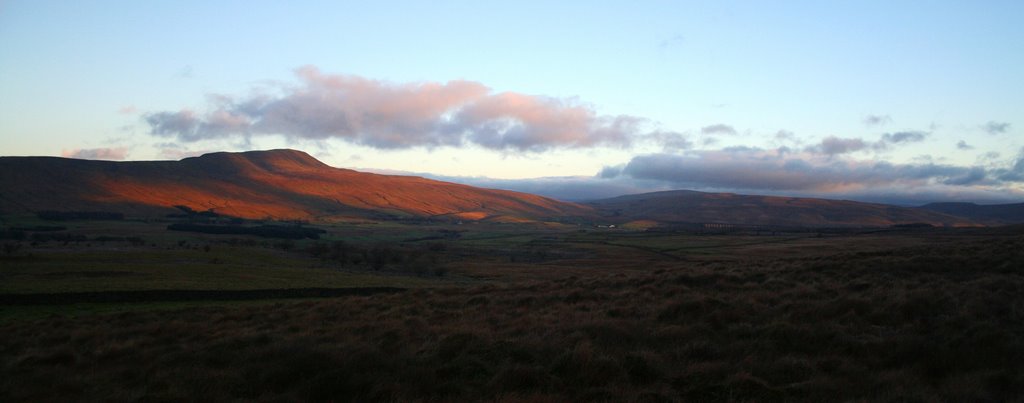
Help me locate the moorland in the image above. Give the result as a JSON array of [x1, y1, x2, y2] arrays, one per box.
[[2, 212, 1023, 401], [1, 150, 1023, 401]]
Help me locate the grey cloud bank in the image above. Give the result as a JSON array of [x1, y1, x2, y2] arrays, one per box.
[[594, 147, 1024, 204], [408, 147, 1024, 205]]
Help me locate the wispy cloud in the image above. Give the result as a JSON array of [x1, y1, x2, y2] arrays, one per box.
[[879, 131, 927, 144], [145, 66, 646, 152], [982, 121, 1010, 134], [807, 131, 928, 155], [61, 147, 128, 160], [700, 124, 737, 136], [957, 140, 974, 150], [863, 114, 892, 126]]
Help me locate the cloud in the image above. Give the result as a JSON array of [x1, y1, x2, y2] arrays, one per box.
[[61, 147, 128, 160], [700, 124, 737, 136], [993, 148, 1024, 182], [809, 136, 868, 156], [863, 114, 892, 126], [145, 66, 645, 152], [600, 147, 1020, 196], [957, 140, 974, 150], [147, 110, 201, 140], [646, 130, 693, 152], [774, 130, 796, 141], [983, 121, 1010, 134], [117, 105, 137, 115], [807, 131, 927, 155], [873, 131, 928, 151], [879, 131, 927, 144]]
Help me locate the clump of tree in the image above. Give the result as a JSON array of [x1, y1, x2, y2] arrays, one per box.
[[166, 205, 230, 221], [308, 240, 448, 276], [167, 223, 326, 239], [36, 211, 124, 221], [403, 229, 464, 242], [30, 233, 88, 243], [10, 225, 66, 232], [892, 223, 935, 228]]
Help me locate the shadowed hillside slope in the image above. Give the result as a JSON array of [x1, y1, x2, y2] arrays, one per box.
[[0, 149, 591, 222], [590, 190, 975, 227], [919, 202, 1024, 225]]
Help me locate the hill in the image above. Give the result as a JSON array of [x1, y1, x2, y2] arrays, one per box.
[[0, 149, 591, 222], [919, 202, 1024, 225], [589, 190, 975, 228]]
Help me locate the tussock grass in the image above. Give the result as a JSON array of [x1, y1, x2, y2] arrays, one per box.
[[3, 233, 1024, 401]]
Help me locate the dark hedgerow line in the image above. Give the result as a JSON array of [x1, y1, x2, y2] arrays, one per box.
[[0, 287, 405, 305]]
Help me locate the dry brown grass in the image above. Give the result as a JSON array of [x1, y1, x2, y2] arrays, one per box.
[[2, 233, 1023, 401]]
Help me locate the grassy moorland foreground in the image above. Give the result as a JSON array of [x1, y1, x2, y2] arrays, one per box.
[[2, 217, 1024, 401]]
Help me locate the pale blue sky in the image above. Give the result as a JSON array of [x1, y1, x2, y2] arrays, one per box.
[[1, 1, 1022, 203]]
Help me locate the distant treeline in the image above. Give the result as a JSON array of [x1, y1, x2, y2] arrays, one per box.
[[167, 223, 326, 239], [307, 240, 447, 276], [37, 211, 124, 221], [10, 225, 66, 232], [166, 205, 231, 220], [892, 223, 935, 228]]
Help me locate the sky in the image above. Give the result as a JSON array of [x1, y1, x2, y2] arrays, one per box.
[[1, 1, 1022, 204]]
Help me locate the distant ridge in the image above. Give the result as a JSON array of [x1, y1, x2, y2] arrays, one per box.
[[0, 149, 591, 222], [0, 149, 998, 227], [919, 202, 1024, 225], [589, 190, 976, 228]]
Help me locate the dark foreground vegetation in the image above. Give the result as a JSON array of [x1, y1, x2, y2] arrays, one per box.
[[2, 221, 1023, 402]]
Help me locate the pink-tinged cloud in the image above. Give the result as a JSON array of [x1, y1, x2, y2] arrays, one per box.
[[61, 147, 129, 160], [146, 66, 643, 151], [118, 105, 138, 115]]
